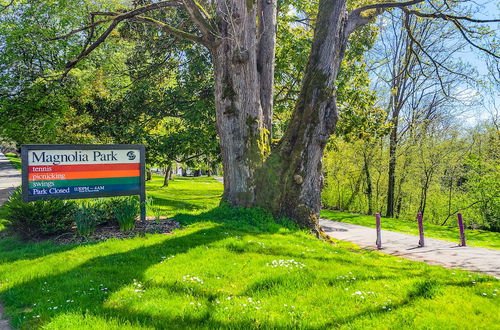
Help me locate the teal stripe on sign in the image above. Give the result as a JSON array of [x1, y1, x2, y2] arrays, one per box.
[[29, 177, 140, 189]]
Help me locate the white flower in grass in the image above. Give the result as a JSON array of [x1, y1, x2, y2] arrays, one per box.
[[267, 259, 305, 269], [183, 275, 204, 285]]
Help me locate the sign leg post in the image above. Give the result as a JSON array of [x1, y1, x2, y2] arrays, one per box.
[[417, 212, 425, 247], [376, 213, 382, 249], [140, 193, 146, 223], [457, 213, 466, 246]]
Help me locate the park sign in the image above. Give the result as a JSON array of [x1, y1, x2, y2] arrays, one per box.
[[21, 145, 146, 207]]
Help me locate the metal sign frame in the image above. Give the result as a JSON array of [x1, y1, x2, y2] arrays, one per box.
[[21, 144, 146, 221]]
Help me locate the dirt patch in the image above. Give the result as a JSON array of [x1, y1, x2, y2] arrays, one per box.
[[50, 218, 181, 244], [1, 216, 181, 244]]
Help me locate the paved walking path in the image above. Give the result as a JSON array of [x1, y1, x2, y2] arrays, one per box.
[[0, 152, 18, 330], [0, 152, 21, 205], [320, 219, 500, 278]]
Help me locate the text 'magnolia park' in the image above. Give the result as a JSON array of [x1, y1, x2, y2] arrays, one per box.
[[21, 145, 146, 219]]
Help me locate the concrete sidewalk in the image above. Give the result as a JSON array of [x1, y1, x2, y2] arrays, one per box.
[[0, 152, 21, 206], [320, 219, 500, 278], [0, 152, 18, 330]]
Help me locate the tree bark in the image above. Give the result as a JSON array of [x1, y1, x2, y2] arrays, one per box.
[[386, 113, 399, 217], [212, 0, 271, 207], [363, 149, 373, 214], [163, 163, 172, 187], [208, 0, 358, 232], [252, 0, 349, 234]]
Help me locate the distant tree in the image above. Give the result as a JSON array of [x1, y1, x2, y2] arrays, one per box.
[[367, 9, 479, 217]]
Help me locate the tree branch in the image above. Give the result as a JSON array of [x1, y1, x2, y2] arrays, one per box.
[[50, 1, 183, 41], [346, 0, 425, 37], [403, 9, 500, 23], [131, 16, 205, 45], [0, 0, 14, 13], [65, 20, 119, 71], [352, 0, 425, 15], [181, 0, 215, 42], [449, 19, 500, 59]]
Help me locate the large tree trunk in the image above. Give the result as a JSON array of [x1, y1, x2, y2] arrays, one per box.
[[211, 0, 350, 232], [212, 0, 276, 207], [254, 0, 349, 233]]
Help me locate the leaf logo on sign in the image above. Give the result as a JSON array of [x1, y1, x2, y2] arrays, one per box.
[[127, 151, 136, 160]]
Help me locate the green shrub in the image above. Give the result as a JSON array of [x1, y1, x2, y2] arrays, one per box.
[[113, 197, 139, 231], [73, 203, 97, 238], [91, 198, 120, 225], [5, 188, 77, 239]]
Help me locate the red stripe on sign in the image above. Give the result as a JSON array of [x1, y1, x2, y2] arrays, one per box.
[[28, 163, 140, 173]]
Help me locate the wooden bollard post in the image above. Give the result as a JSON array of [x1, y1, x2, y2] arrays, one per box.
[[457, 213, 466, 246], [417, 212, 425, 247], [376, 213, 382, 249]]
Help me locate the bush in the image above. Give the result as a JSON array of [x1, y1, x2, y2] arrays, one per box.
[[73, 203, 97, 238], [5, 188, 77, 239], [113, 197, 139, 231], [91, 198, 120, 225]]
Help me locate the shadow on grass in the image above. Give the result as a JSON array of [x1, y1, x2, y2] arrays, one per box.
[[4, 205, 490, 328], [0, 237, 97, 264], [317, 279, 444, 329], [1, 206, 298, 328], [152, 197, 209, 212], [3, 225, 225, 328]]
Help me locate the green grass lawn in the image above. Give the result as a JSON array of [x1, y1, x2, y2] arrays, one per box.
[[321, 209, 500, 250], [4, 153, 21, 171], [0, 176, 498, 329]]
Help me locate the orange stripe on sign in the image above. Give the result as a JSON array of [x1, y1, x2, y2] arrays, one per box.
[[29, 170, 140, 181], [29, 163, 140, 173]]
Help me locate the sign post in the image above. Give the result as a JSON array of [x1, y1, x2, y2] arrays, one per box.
[[21, 144, 146, 222], [457, 213, 466, 247], [417, 212, 425, 247], [375, 213, 382, 249]]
